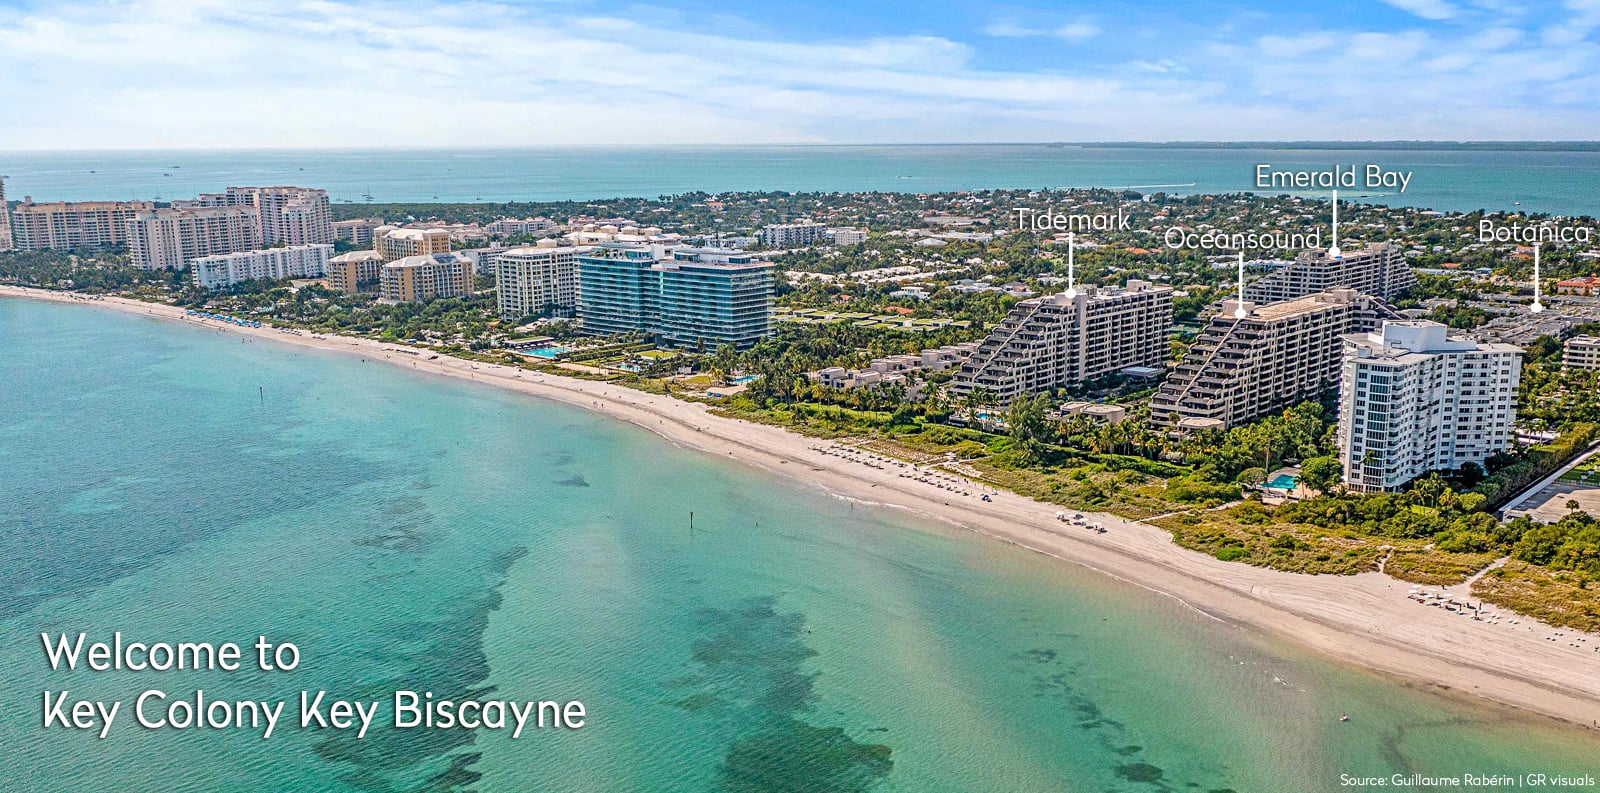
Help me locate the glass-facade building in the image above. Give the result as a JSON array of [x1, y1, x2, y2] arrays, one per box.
[[577, 244, 774, 348]]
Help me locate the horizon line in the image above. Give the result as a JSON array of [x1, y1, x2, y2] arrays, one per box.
[[4, 140, 1600, 155]]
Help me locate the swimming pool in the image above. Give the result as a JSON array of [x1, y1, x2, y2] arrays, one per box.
[[1265, 474, 1298, 490], [518, 346, 571, 359]]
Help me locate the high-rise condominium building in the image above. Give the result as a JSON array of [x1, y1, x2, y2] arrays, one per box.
[[9, 199, 154, 250], [128, 207, 262, 270], [1244, 243, 1416, 303], [380, 252, 475, 303], [1149, 290, 1397, 431], [326, 250, 386, 295], [375, 226, 452, 262], [653, 248, 776, 348], [576, 244, 774, 348], [182, 186, 333, 245], [949, 281, 1174, 406], [492, 242, 585, 320], [0, 176, 13, 252], [759, 221, 827, 248], [1337, 321, 1521, 492], [191, 244, 332, 290]]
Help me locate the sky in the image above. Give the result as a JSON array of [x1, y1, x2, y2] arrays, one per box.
[[0, 0, 1598, 149]]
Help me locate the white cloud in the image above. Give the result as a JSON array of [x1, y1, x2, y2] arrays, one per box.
[[1380, 0, 1458, 19], [984, 17, 1100, 41], [0, 0, 1595, 149]]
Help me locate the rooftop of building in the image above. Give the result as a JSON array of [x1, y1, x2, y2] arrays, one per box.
[[376, 226, 449, 240], [330, 250, 384, 262], [499, 242, 592, 256], [386, 252, 471, 269], [193, 243, 331, 262], [1231, 288, 1363, 321], [1030, 280, 1170, 306], [1294, 241, 1395, 263], [1345, 320, 1522, 360], [15, 198, 154, 210]]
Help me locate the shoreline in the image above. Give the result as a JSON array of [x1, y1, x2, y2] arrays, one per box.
[[7, 284, 1600, 732]]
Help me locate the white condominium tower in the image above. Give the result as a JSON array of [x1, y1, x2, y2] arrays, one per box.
[[1150, 290, 1396, 431], [1244, 243, 1416, 303], [191, 244, 332, 290], [491, 241, 585, 319], [181, 186, 334, 245], [950, 281, 1173, 406], [128, 206, 262, 270], [1337, 321, 1521, 493], [759, 221, 827, 248]]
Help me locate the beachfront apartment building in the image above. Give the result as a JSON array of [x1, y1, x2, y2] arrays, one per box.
[[0, 177, 12, 251], [576, 243, 775, 348], [491, 242, 584, 320], [326, 250, 386, 294], [653, 248, 776, 348], [759, 221, 827, 248], [1337, 321, 1521, 492], [380, 252, 475, 303], [180, 186, 333, 246], [577, 244, 663, 338], [375, 226, 452, 262], [1244, 243, 1416, 303], [1149, 290, 1397, 432], [191, 244, 332, 290], [949, 281, 1173, 406], [127, 206, 262, 270], [9, 198, 154, 251]]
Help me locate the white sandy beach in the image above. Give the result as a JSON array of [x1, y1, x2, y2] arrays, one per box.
[[7, 284, 1599, 732]]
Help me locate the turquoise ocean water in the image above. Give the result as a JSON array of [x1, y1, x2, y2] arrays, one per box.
[[2, 145, 1597, 215], [0, 297, 1596, 792]]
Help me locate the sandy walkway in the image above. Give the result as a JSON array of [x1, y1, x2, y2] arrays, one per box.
[[6, 285, 1599, 732]]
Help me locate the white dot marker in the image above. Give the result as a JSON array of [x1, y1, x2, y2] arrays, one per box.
[[1327, 189, 1342, 259]]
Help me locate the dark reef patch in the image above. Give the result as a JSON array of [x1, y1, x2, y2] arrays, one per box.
[[667, 597, 893, 792], [1115, 762, 1166, 785], [312, 546, 527, 792]]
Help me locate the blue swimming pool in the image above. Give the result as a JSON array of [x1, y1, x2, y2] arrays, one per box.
[[519, 346, 571, 359], [1265, 474, 1298, 490]]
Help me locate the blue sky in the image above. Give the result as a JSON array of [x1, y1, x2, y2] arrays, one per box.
[[1, 0, 1597, 148]]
